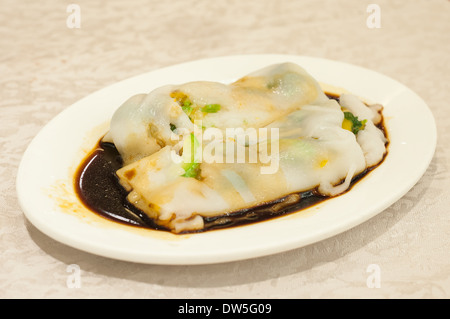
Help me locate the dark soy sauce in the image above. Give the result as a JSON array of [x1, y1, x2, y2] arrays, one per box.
[[75, 142, 169, 231]]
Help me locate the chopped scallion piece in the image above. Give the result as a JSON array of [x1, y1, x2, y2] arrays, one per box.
[[200, 104, 221, 113], [181, 133, 201, 179], [182, 105, 193, 116], [343, 112, 367, 135], [183, 99, 192, 107], [182, 163, 200, 179]]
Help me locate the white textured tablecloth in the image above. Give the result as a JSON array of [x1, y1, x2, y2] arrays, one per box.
[[1, 0, 449, 298]]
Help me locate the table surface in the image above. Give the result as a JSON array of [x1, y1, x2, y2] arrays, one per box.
[[1, 0, 449, 299]]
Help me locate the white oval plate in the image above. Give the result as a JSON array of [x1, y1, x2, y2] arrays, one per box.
[[16, 54, 436, 265]]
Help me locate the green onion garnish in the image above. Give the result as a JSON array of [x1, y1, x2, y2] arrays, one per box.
[[200, 104, 221, 113]]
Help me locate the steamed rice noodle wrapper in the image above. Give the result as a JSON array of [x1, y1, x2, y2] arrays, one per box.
[[106, 63, 387, 233]]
